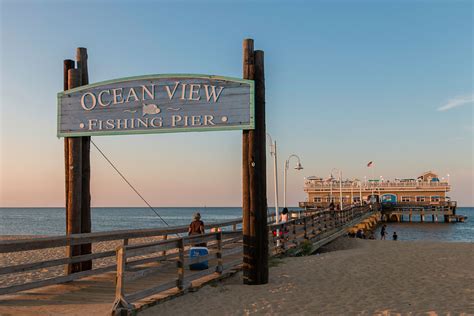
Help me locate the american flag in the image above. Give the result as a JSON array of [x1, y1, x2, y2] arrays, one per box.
[[367, 161, 373, 167]]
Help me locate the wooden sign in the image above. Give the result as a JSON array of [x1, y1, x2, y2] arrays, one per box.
[[57, 74, 254, 137]]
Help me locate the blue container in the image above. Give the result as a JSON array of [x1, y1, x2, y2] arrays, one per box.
[[189, 247, 209, 270]]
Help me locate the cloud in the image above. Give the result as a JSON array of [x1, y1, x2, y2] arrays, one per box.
[[437, 94, 474, 111]]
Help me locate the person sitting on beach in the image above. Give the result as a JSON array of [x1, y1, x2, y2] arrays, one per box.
[[392, 231, 398, 241], [188, 212, 205, 236], [380, 224, 387, 240]]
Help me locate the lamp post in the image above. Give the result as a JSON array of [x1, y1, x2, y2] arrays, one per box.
[[266, 133, 279, 222], [283, 154, 303, 209], [350, 181, 354, 206], [331, 168, 342, 210], [266, 133, 280, 246], [329, 177, 333, 203], [379, 176, 383, 202]]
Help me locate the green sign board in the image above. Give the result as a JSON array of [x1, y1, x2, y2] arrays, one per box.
[[57, 74, 254, 137]]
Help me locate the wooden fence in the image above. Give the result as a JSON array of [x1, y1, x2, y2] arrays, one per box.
[[112, 230, 243, 313], [0, 205, 377, 315], [0, 219, 241, 296], [268, 205, 374, 255]]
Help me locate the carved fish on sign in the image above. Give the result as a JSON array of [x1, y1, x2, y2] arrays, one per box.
[[142, 103, 161, 116]]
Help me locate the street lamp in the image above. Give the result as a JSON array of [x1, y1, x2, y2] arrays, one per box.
[[266, 133, 279, 223], [331, 168, 343, 210], [266, 133, 281, 247], [283, 154, 303, 208]]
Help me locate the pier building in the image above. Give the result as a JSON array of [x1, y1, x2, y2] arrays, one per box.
[[300, 171, 451, 208], [299, 171, 463, 222]]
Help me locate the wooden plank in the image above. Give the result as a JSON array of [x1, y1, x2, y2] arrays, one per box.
[[183, 234, 217, 246], [0, 265, 115, 295], [221, 236, 242, 246], [221, 230, 242, 237], [183, 267, 217, 284], [126, 252, 178, 268], [222, 247, 242, 257], [0, 250, 115, 275], [126, 240, 179, 258], [222, 258, 243, 271], [125, 279, 177, 303], [0, 219, 242, 253], [124, 264, 171, 282]]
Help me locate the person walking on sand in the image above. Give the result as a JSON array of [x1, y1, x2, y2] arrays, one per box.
[[380, 224, 387, 240]]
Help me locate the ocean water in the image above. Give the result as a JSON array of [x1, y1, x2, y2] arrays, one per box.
[[0, 207, 473, 242], [0, 207, 243, 236], [373, 207, 474, 242]]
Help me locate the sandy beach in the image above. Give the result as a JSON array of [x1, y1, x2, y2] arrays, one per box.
[[1, 237, 473, 315], [140, 238, 474, 315]]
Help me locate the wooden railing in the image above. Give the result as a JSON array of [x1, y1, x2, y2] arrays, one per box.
[[0, 205, 377, 315], [0, 219, 241, 296], [111, 205, 376, 314], [268, 205, 373, 255], [112, 230, 243, 313], [304, 181, 450, 190]]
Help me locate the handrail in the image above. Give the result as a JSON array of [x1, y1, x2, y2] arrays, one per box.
[[0, 218, 242, 296], [1, 205, 377, 303], [112, 230, 241, 313], [0, 218, 242, 253], [304, 182, 450, 189]]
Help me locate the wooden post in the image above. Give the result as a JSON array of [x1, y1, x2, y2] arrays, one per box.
[[66, 69, 83, 275], [63, 59, 74, 241], [216, 232, 223, 273], [112, 246, 132, 315], [242, 39, 268, 285], [161, 234, 168, 257], [76, 47, 92, 271], [177, 239, 185, 290], [292, 221, 297, 244], [303, 217, 307, 239], [242, 38, 253, 284]]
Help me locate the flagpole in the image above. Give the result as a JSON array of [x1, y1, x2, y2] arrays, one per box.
[[371, 163, 375, 197]]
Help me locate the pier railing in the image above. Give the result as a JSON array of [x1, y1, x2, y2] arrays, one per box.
[[304, 181, 450, 191], [0, 219, 241, 296], [0, 205, 377, 314], [112, 230, 243, 313], [268, 205, 374, 255], [111, 204, 375, 313]]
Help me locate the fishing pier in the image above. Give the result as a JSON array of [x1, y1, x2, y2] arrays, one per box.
[[0, 205, 378, 315]]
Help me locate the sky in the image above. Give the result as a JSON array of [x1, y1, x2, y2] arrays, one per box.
[[0, 0, 473, 207]]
